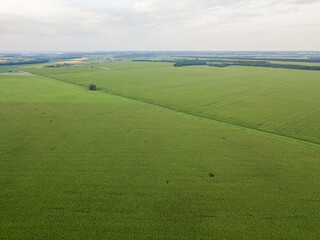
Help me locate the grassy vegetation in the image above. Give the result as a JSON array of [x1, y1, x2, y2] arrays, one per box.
[[270, 61, 320, 66], [1, 74, 320, 239], [25, 61, 320, 144], [0, 65, 22, 73]]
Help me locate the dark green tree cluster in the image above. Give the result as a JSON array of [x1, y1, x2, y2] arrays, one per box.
[[0, 59, 49, 66], [173, 60, 207, 67], [171, 59, 320, 71], [89, 84, 96, 91], [208, 61, 320, 71], [45, 63, 72, 68]]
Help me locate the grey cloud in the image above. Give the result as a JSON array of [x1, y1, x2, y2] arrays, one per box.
[[0, 0, 320, 50]]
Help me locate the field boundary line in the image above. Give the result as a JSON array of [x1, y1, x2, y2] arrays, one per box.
[[27, 70, 320, 148]]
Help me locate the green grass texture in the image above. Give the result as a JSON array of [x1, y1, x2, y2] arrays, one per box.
[[1, 73, 320, 239], [25, 61, 320, 144]]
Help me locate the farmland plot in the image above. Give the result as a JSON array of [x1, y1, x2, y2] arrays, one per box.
[[25, 61, 320, 144], [1, 74, 320, 239]]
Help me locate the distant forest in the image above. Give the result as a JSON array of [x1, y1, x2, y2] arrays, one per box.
[[174, 59, 320, 71], [133, 59, 320, 71], [0, 59, 49, 66], [172, 56, 320, 63]]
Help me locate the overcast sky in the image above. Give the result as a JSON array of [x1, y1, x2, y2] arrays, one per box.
[[0, 0, 320, 51]]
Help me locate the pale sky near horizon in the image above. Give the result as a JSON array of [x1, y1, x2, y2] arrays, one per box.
[[0, 0, 320, 51]]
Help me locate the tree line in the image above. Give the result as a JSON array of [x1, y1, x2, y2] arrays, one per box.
[[0, 59, 49, 66], [172, 59, 320, 71]]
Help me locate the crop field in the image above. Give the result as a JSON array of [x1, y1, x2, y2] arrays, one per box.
[[270, 61, 320, 66], [25, 61, 320, 144], [0, 65, 22, 73], [0, 67, 320, 239]]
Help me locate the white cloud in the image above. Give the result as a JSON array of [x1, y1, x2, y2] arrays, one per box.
[[0, 0, 320, 51]]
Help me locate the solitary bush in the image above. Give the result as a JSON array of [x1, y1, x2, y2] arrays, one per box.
[[89, 84, 96, 91]]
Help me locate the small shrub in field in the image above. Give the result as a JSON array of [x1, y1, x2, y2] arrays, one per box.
[[89, 84, 96, 91]]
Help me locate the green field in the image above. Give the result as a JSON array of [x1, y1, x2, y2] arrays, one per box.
[[25, 61, 320, 144], [1, 65, 320, 239], [0, 65, 22, 73], [270, 61, 320, 66]]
